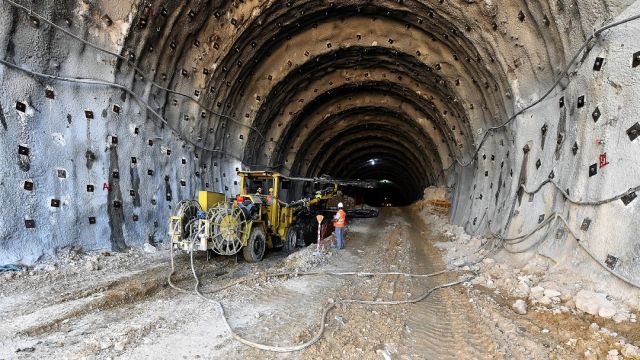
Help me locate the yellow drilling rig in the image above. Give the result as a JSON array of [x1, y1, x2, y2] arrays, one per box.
[[168, 171, 338, 262]]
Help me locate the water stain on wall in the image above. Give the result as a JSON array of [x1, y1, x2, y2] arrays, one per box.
[[0, 103, 7, 130], [107, 147, 127, 251]]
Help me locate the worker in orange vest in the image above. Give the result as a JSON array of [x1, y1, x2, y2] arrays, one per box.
[[332, 202, 346, 249]]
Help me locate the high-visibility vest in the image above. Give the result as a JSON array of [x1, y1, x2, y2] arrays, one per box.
[[334, 209, 346, 228]]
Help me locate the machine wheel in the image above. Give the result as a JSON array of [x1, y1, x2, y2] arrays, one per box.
[[243, 226, 266, 262], [284, 227, 298, 254]]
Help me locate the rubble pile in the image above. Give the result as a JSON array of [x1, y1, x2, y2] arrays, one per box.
[[279, 244, 336, 272], [1, 245, 162, 283], [415, 203, 639, 326]]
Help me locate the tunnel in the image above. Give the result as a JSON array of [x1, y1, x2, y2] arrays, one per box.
[[1, 1, 640, 355], [0, 0, 640, 359]]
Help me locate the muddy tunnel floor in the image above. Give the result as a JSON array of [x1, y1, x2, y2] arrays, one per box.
[[1, 205, 637, 359]]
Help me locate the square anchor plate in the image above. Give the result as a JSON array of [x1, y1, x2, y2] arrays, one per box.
[[633, 51, 640, 68], [16, 101, 26, 112], [605, 255, 618, 270], [593, 57, 605, 71], [627, 123, 640, 141], [18, 145, 29, 156], [592, 107, 601, 122], [621, 192, 637, 206], [589, 164, 598, 177]]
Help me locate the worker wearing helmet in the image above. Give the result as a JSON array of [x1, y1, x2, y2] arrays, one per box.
[[266, 187, 274, 205], [332, 202, 346, 249]]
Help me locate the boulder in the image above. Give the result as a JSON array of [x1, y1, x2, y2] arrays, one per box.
[[621, 343, 640, 358], [606, 349, 621, 360], [452, 259, 465, 267], [539, 296, 552, 306], [513, 282, 530, 298], [85, 260, 100, 271], [529, 286, 545, 301], [612, 312, 630, 323], [576, 290, 600, 315], [599, 304, 617, 319], [512, 299, 528, 315], [544, 289, 562, 298], [485, 279, 496, 289], [560, 291, 573, 303], [143, 243, 157, 253]]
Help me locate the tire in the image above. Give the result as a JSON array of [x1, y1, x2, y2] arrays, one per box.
[[284, 227, 298, 254], [243, 226, 266, 262]]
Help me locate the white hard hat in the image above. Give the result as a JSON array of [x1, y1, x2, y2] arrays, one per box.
[[338, 202, 344, 208]]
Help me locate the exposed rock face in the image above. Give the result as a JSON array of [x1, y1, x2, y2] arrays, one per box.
[[0, 0, 639, 292]]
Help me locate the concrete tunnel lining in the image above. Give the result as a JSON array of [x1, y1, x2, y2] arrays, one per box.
[[298, 121, 438, 182], [0, 0, 638, 294], [254, 82, 455, 171]]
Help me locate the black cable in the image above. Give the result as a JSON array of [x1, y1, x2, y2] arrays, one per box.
[[0, 59, 245, 160], [520, 179, 640, 206], [436, 12, 640, 182], [1, 0, 266, 141]]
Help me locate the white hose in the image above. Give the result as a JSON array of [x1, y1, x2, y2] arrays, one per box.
[[168, 245, 472, 352]]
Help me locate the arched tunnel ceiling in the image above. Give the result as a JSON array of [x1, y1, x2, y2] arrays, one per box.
[[132, 0, 576, 205], [1, 0, 639, 283], [125, 3, 560, 169]]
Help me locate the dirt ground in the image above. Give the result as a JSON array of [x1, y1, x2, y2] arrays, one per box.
[[1, 206, 639, 359]]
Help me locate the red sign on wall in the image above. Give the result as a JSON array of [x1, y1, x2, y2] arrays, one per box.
[[599, 153, 609, 169]]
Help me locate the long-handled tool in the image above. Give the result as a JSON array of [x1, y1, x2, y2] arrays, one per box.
[[315, 215, 325, 251]]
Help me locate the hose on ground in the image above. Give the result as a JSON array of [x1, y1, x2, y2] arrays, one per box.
[[168, 243, 472, 352]]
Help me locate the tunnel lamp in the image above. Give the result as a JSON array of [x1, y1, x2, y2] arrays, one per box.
[[369, 159, 377, 166]]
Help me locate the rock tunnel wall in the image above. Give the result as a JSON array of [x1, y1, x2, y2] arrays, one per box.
[[0, 0, 638, 289]]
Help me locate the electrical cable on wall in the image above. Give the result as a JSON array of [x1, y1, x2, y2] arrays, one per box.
[[519, 180, 640, 206], [488, 212, 640, 289], [436, 12, 640, 180], [1, 0, 266, 141], [0, 59, 244, 159]]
